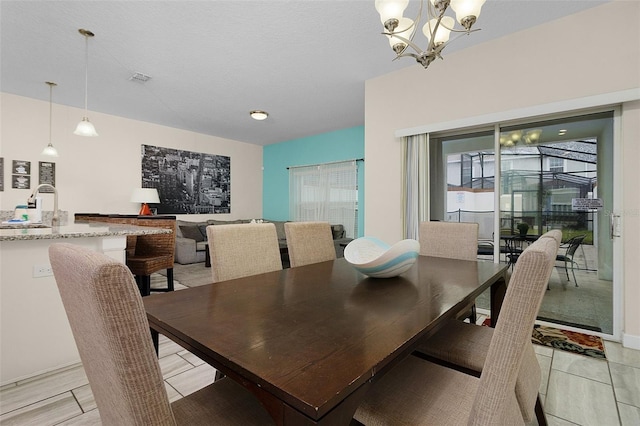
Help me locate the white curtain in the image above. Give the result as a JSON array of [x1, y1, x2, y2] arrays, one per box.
[[402, 134, 428, 239], [289, 161, 358, 238]]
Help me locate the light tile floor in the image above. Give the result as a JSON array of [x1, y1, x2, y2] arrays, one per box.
[[1, 280, 638, 425]]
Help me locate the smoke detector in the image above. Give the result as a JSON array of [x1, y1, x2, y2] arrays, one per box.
[[129, 72, 152, 83]]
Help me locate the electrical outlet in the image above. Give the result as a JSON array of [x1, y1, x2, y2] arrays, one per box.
[[33, 264, 53, 278]]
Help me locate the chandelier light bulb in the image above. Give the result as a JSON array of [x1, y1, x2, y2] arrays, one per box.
[[388, 17, 414, 50], [450, 0, 486, 30], [424, 16, 454, 45], [375, 0, 410, 29]]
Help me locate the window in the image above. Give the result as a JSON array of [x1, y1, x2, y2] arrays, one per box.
[[548, 157, 564, 173], [289, 161, 358, 238]]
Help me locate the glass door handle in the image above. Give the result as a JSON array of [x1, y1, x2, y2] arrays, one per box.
[[610, 212, 621, 239]]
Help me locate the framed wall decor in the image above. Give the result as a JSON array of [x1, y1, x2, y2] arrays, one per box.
[[141, 144, 231, 214], [12, 160, 31, 189], [38, 161, 56, 192]]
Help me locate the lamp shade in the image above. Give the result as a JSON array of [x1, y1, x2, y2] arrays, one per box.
[[74, 117, 99, 137], [375, 0, 409, 24], [130, 188, 160, 203], [41, 143, 59, 157], [424, 16, 454, 45], [450, 0, 486, 25], [388, 17, 413, 49]]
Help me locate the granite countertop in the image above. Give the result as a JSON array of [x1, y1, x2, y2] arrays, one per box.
[[0, 222, 171, 242]]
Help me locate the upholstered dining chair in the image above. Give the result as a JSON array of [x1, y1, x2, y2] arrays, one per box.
[[354, 236, 559, 426], [284, 221, 336, 268], [48, 243, 273, 425], [419, 221, 480, 323], [126, 216, 176, 296], [206, 222, 282, 283], [414, 230, 561, 424]]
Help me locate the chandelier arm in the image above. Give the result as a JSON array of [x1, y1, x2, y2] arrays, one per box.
[[382, 31, 425, 56]]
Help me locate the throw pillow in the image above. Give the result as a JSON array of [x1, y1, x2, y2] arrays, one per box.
[[198, 224, 209, 239], [179, 225, 205, 242]]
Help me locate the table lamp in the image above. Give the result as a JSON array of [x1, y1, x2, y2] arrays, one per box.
[[130, 188, 160, 216]]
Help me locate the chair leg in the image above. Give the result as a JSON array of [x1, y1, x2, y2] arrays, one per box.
[[535, 394, 547, 426], [564, 260, 570, 281], [469, 304, 477, 324], [138, 275, 151, 297], [166, 268, 174, 291], [571, 261, 578, 287], [151, 329, 159, 356]]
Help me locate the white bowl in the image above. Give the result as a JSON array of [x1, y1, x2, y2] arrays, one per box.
[[344, 237, 420, 278]]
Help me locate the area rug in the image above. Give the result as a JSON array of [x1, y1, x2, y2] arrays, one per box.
[[532, 324, 606, 359], [156, 262, 214, 287], [482, 319, 606, 359]]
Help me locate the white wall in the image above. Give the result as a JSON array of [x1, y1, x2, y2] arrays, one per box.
[[0, 92, 264, 383], [364, 3, 639, 343], [0, 93, 263, 219]]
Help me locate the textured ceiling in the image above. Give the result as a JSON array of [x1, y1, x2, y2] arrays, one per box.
[[0, 1, 607, 146]]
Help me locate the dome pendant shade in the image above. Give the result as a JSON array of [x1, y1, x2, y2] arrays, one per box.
[[74, 117, 99, 137], [41, 143, 59, 157]]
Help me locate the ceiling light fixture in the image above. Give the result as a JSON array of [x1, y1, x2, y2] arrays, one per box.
[[375, 0, 486, 69], [74, 28, 98, 137], [41, 81, 59, 157], [250, 110, 269, 121]]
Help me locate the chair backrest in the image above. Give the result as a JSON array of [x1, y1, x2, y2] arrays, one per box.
[[206, 223, 283, 282], [419, 221, 479, 261], [539, 229, 562, 246], [285, 221, 336, 268], [133, 216, 177, 261], [48, 243, 175, 425], [468, 236, 559, 425], [565, 234, 586, 257]]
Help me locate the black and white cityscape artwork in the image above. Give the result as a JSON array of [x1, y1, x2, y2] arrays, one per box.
[[141, 144, 230, 214]]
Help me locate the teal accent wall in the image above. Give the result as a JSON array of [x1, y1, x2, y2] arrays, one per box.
[[263, 126, 365, 237]]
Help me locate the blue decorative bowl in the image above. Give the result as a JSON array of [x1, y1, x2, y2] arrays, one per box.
[[344, 237, 420, 278]]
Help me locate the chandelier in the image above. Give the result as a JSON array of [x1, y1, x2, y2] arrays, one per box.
[[375, 0, 486, 69], [499, 129, 543, 148]]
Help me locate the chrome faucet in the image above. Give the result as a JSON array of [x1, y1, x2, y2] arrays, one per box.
[[28, 184, 59, 227]]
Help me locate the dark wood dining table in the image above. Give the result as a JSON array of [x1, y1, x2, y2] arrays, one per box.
[[144, 256, 508, 425]]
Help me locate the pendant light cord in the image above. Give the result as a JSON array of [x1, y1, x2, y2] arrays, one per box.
[[83, 34, 89, 115]]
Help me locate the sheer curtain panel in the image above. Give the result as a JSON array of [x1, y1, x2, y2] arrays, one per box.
[[402, 134, 428, 239], [289, 161, 358, 238]]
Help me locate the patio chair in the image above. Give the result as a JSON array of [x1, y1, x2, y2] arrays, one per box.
[[284, 221, 336, 267], [557, 234, 587, 286], [353, 236, 558, 426], [48, 243, 273, 425]]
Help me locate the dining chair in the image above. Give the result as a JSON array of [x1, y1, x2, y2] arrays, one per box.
[[206, 222, 282, 283], [48, 243, 273, 425], [419, 221, 479, 323], [353, 236, 558, 426], [126, 216, 177, 296], [284, 221, 336, 268], [414, 230, 561, 424]]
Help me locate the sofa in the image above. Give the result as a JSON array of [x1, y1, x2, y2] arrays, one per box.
[[174, 219, 352, 265]]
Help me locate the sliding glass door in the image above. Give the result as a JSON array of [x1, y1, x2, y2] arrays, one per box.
[[428, 110, 618, 337]]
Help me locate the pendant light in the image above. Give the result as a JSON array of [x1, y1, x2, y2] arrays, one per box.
[[41, 81, 59, 156], [74, 28, 98, 137]]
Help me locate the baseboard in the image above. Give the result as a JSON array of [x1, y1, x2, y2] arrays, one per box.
[[622, 333, 640, 350]]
